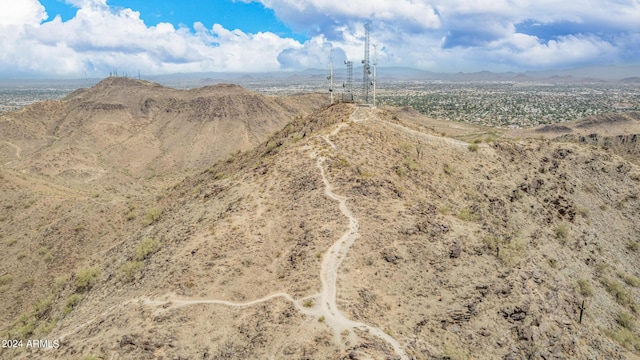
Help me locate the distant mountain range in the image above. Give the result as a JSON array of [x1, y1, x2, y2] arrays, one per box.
[[1, 64, 638, 89]]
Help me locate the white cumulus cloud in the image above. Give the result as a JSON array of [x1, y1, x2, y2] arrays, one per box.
[[0, 0, 306, 77], [0, 0, 47, 26]]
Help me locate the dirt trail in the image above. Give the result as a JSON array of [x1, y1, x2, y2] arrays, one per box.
[[311, 149, 409, 359], [56, 106, 409, 359], [367, 107, 470, 148], [1, 141, 22, 166]]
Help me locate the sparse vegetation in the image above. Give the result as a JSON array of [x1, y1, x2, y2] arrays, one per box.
[[0, 274, 13, 286], [75, 267, 100, 292], [6, 237, 17, 246], [443, 163, 453, 175], [468, 143, 479, 152], [628, 241, 639, 252], [303, 299, 314, 308], [118, 261, 144, 282], [554, 223, 570, 244], [64, 294, 84, 315], [577, 207, 590, 218], [602, 278, 635, 307], [606, 327, 640, 352], [616, 312, 636, 331], [144, 208, 162, 225], [14, 313, 37, 339], [457, 208, 479, 222], [135, 238, 161, 261], [620, 273, 640, 288], [577, 279, 593, 297], [443, 342, 470, 360]]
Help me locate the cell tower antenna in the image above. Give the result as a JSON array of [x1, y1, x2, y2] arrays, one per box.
[[373, 43, 378, 108], [328, 47, 334, 104], [344, 60, 353, 102], [362, 22, 372, 105]]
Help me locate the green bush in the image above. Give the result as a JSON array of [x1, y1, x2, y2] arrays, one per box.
[[144, 208, 162, 225], [135, 238, 160, 261], [75, 267, 100, 292], [118, 261, 144, 282], [457, 208, 479, 222], [468, 143, 479, 152]]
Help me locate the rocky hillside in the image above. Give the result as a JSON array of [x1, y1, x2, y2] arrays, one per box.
[[1, 100, 638, 359], [0, 77, 326, 184]]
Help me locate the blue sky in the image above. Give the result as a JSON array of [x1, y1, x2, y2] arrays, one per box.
[[0, 0, 639, 78], [39, 0, 307, 41]]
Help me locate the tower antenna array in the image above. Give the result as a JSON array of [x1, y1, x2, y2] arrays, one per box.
[[362, 23, 372, 104], [373, 43, 378, 108], [344, 60, 353, 102], [328, 47, 334, 104]]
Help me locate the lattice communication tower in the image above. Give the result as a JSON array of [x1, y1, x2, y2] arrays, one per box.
[[361, 23, 372, 104], [344, 60, 354, 102]]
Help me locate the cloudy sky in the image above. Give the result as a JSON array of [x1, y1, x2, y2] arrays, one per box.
[[0, 0, 639, 78]]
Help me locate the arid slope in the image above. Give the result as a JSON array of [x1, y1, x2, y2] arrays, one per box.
[[1, 102, 638, 359]]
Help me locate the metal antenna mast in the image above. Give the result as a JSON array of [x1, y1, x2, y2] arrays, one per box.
[[362, 23, 372, 104], [373, 43, 378, 108], [328, 47, 334, 104], [344, 60, 354, 102]]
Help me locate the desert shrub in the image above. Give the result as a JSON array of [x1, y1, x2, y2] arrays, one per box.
[[144, 208, 161, 225], [0, 274, 12, 286], [603, 278, 635, 307], [399, 142, 413, 152], [577, 207, 590, 218], [34, 295, 54, 319], [443, 163, 453, 175], [118, 261, 144, 282], [606, 328, 640, 352], [554, 224, 569, 244], [303, 299, 314, 308], [15, 313, 37, 339], [75, 267, 100, 292], [457, 208, 479, 222], [38, 318, 57, 335], [620, 273, 640, 288], [617, 312, 636, 331], [577, 279, 593, 297], [443, 342, 470, 360], [64, 294, 83, 315], [6, 237, 17, 246], [468, 143, 479, 152], [628, 242, 639, 252], [135, 238, 160, 261]]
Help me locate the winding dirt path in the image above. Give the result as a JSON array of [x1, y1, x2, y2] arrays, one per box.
[[57, 106, 409, 359], [1, 141, 22, 166]]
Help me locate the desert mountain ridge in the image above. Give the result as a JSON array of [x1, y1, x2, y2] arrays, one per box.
[[0, 81, 639, 359], [0, 77, 327, 186]]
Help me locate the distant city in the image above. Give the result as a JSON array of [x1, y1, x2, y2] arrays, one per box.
[[1, 75, 639, 128]]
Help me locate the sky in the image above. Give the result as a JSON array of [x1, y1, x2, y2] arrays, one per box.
[[0, 0, 639, 78]]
